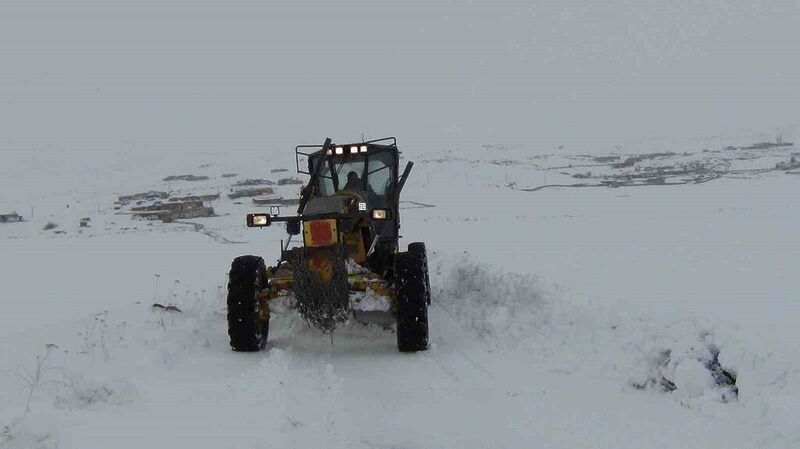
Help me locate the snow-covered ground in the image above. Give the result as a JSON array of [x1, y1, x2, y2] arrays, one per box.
[[1, 138, 798, 448]]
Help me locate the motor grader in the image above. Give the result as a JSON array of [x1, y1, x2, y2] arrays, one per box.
[[227, 137, 430, 352]]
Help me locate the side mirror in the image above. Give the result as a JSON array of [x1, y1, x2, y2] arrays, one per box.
[[286, 219, 301, 236]]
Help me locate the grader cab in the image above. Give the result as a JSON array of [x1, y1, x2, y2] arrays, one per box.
[[227, 137, 430, 352]]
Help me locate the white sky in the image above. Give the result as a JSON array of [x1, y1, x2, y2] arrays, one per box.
[[1, 0, 798, 153]]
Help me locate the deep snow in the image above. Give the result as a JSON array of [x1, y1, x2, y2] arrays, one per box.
[[1, 139, 798, 448], [4, 0, 800, 445]]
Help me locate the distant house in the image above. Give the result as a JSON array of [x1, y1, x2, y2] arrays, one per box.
[[131, 201, 215, 223], [0, 212, 23, 223]]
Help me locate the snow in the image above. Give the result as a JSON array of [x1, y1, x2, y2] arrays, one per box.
[[674, 359, 715, 399], [1, 138, 798, 448], [350, 289, 391, 312], [2, 1, 800, 446]]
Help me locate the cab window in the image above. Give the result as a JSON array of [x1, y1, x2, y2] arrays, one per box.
[[311, 150, 395, 207], [366, 151, 394, 207]]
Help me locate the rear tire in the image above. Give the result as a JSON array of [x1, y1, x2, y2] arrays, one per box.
[[408, 242, 431, 305], [227, 255, 269, 351], [396, 243, 430, 352]]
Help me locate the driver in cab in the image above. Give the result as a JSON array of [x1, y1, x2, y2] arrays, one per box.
[[342, 171, 362, 192], [342, 171, 381, 208]]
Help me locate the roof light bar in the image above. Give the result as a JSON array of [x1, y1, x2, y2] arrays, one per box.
[[325, 144, 369, 156]]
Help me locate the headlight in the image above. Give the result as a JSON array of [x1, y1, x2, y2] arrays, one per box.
[[360, 145, 368, 153], [358, 202, 367, 211], [371, 209, 389, 220], [350, 146, 359, 154], [247, 213, 271, 227], [335, 147, 344, 155]]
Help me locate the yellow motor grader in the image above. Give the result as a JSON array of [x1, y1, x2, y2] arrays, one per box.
[[227, 137, 430, 352]]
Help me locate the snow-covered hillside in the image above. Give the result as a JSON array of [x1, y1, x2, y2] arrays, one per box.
[[1, 138, 798, 448]]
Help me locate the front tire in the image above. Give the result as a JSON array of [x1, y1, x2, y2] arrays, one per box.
[[227, 255, 269, 351], [396, 243, 430, 352]]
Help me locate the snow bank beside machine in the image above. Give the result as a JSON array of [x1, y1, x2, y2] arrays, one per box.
[[430, 256, 799, 444]]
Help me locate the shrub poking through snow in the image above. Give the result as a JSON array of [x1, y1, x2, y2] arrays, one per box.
[[17, 344, 60, 415], [54, 374, 137, 410], [0, 415, 60, 449], [632, 324, 738, 402]]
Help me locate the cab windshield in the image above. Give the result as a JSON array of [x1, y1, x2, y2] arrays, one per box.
[[312, 151, 395, 208]]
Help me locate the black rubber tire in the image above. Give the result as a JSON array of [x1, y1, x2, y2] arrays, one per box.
[[395, 245, 430, 352], [227, 255, 269, 351], [408, 242, 431, 305]]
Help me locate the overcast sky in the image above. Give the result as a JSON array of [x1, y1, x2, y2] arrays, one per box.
[[1, 0, 798, 153]]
